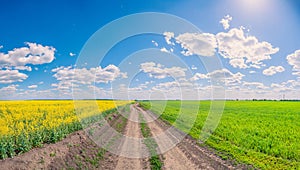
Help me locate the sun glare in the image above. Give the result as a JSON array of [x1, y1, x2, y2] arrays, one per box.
[[236, 0, 272, 14]]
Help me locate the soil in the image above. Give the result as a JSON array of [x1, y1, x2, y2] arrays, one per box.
[[135, 104, 229, 170], [0, 113, 124, 170], [0, 105, 252, 170], [115, 105, 149, 170]]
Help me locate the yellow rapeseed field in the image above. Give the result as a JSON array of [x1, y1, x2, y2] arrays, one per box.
[[0, 100, 131, 158]]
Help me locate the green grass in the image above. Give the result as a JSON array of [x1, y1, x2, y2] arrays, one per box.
[[139, 100, 300, 170], [139, 112, 163, 170]]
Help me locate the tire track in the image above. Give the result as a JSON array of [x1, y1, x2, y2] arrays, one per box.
[[134, 104, 233, 170], [115, 105, 149, 170], [134, 105, 198, 170]]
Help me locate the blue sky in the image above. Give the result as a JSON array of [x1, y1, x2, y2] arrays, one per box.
[[0, 0, 300, 100]]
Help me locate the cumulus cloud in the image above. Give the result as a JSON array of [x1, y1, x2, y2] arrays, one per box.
[[162, 27, 278, 67], [0, 45, 3, 49], [191, 69, 244, 86], [0, 42, 55, 68], [140, 62, 187, 79], [243, 81, 268, 89], [150, 79, 198, 99], [216, 28, 279, 68], [271, 83, 292, 92], [220, 15, 232, 30], [281, 79, 300, 88], [52, 65, 126, 85], [160, 47, 170, 53], [190, 73, 208, 81], [153, 81, 181, 90], [263, 66, 285, 76], [14, 66, 32, 71], [69, 52, 76, 57], [0, 69, 28, 84], [0, 42, 56, 85], [292, 72, 300, 76], [151, 40, 158, 47], [229, 59, 248, 69], [191, 65, 197, 70], [152, 80, 193, 91], [163, 32, 175, 45], [0, 84, 18, 97], [209, 69, 244, 85], [271, 83, 283, 88], [287, 50, 300, 75], [28, 85, 38, 89], [51, 65, 127, 98], [257, 79, 299, 94], [175, 33, 217, 57]]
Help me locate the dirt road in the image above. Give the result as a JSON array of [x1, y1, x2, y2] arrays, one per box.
[[115, 105, 148, 170], [0, 104, 249, 169], [134, 104, 232, 170]]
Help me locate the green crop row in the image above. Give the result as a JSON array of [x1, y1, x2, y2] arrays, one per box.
[[139, 100, 300, 170]]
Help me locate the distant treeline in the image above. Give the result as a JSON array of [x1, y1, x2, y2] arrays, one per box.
[[228, 99, 300, 101], [136, 99, 300, 102]]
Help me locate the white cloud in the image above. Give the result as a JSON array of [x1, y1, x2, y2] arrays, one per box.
[[163, 32, 175, 45], [175, 33, 217, 57], [0, 43, 53, 86], [0, 69, 28, 84], [287, 50, 300, 75], [50, 65, 127, 99], [0, 45, 3, 49], [28, 85, 38, 89], [191, 73, 208, 81], [249, 64, 262, 69], [243, 81, 268, 89], [229, 59, 248, 69], [220, 15, 232, 30], [292, 72, 300, 76], [52, 65, 126, 85], [271, 83, 283, 88], [271, 83, 292, 92], [249, 70, 256, 74], [0, 42, 56, 68], [191, 69, 244, 86], [160, 47, 170, 53], [153, 81, 180, 90], [140, 62, 187, 79], [151, 40, 158, 47], [249, 79, 299, 95], [14, 66, 32, 71], [216, 28, 279, 69], [281, 79, 300, 88], [150, 79, 198, 100], [209, 69, 244, 85], [0, 84, 18, 97], [263, 66, 285, 76], [162, 28, 278, 69], [69, 52, 76, 57], [51, 81, 74, 91], [191, 65, 197, 70]]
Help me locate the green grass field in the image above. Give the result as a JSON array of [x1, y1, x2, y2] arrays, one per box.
[[139, 101, 300, 170]]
